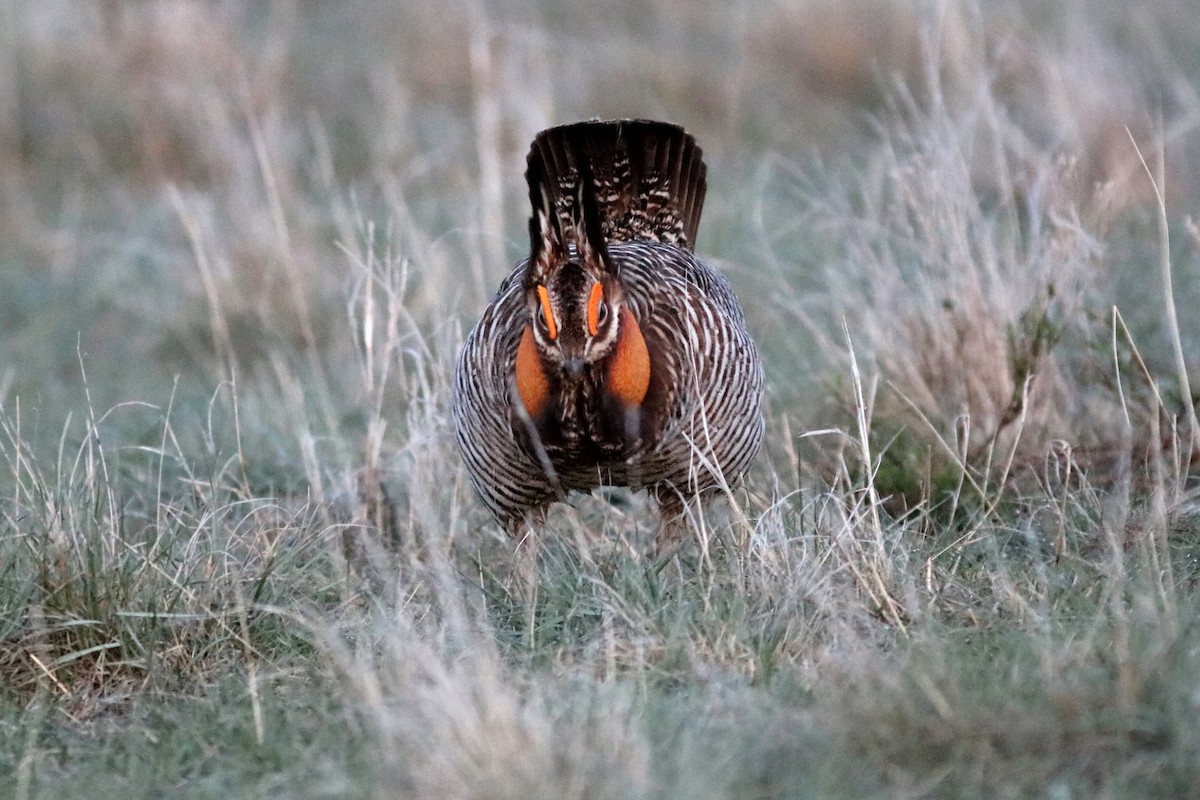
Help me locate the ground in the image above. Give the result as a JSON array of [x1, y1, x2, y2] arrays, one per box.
[[2, 2, 1200, 797]]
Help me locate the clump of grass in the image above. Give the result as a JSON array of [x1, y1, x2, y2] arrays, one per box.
[[0, 390, 335, 714], [795, 39, 1198, 524]]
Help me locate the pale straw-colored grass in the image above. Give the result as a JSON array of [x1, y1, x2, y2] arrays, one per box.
[[3, 2, 1200, 797]]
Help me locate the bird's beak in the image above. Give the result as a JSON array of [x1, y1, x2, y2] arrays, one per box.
[[562, 358, 585, 378]]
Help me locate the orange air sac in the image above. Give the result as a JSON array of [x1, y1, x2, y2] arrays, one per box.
[[607, 307, 650, 407], [514, 324, 549, 418]]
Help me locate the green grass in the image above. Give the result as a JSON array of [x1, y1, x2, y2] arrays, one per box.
[[3, 1, 1200, 797]]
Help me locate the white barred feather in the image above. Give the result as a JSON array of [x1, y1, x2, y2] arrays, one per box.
[[453, 239, 764, 526]]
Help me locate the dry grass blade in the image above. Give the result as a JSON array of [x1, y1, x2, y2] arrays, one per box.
[[1126, 127, 1199, 457]]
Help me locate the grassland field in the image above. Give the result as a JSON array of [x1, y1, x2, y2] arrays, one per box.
[[3, 2, 1200, 798]]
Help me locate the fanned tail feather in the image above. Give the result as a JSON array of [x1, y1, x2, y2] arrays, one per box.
[[525, 119, 707, 272]]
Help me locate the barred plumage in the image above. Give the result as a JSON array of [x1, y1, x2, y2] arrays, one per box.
[[452, 119, 765, 551]]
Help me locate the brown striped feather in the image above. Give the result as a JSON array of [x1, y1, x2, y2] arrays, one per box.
[[453, 119, 762, 542]]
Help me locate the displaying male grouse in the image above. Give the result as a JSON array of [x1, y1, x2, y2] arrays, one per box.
[[453, 119, 764, 552]]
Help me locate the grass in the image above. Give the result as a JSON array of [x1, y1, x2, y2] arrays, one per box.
[[3, 1, 1200, 797]]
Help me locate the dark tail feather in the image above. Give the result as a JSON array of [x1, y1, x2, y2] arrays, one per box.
[[525, 119, 708, 263]]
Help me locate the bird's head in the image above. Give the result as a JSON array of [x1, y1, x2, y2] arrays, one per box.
[[525, 260, 622, 379]]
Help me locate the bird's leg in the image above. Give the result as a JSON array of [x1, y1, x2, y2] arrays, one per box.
[[506, 507, 545, 642], [653, 487, 692, 559]]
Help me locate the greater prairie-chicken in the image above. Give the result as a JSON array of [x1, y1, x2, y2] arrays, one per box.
[[453, 119, 764, 551]]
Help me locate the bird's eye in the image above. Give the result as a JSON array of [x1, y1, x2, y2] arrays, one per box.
[[536, 284, 558, 340], [586, 281, 606, 336]]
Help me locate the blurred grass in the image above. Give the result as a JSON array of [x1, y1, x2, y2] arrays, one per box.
[[2, 1, 1200, 797]]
